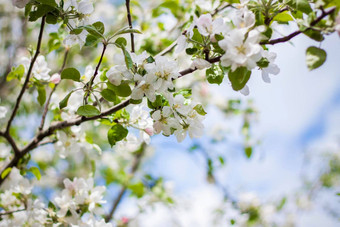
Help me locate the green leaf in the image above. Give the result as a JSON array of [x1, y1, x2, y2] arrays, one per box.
[[77, 105, 100, 117], [206, 67, 224, 85], [303, 29, 324, 42], [115, 37, 127, 47], [36, 0, 58, 7], [147, 95, 164, 109], [1, 167, 12, 179], [218, 156, 225, 166], [92, 21, 105, 34], [296, 0, 312, 14], [277, 197, 287, 211], [61, 68, 81, 81], [59, 91, 74, 109], [46, 13, 58, 24], [129, 182, 145, 198], [29, 4, 55, 21], [272, 12, 293, 24], [245, 146, 252, 158], [122, 48, 134, 69], [7, 65, 25, 82], [85, 34, 99, 46], [228, 67, 251, 91], [191, 28, 203, 43], [111, 83, 132, 97], [107, 124, 128, 146], [194, 104, 207, 116], [186, 47, 198, 55], [101, 89, 116, 102], [37, 85, 46, 106], [29, 166, 41, 180], [48, 201, 56, 210], [114, 27, 142, 37], [130, 99, 143, 104], [257, 58, 270, 68], [306, 46, 327, 70]]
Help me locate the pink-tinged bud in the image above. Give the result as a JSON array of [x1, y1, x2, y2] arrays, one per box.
[[50, 73, 61, 84], [121, 217, 129, 224], [144, 127, 154, 136]]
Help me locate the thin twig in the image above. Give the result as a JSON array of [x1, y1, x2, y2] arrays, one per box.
[[39, 49, 69, 131], [212, 3, 232, 16], [5, 16, 46, 134], [125, 0, 135, 53], [105, 144, 145, 222], [262, 7, 335, 45], [88, 44, 107, 88], [0, 209, 25, 217]]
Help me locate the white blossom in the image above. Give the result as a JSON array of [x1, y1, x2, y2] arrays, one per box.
[[145, 56, 180, 93], [131, 74, 157, 102], [219, 29, 262, 71], [260, 50, 280, 83], [107, 65, 131, 86], [64, 30, 88, 49]]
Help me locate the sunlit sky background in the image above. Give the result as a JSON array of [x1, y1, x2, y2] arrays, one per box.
[[111, 26, 340, 226]]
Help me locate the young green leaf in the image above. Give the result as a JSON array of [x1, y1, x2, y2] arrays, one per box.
[[77, 105, 101, 117], [245, 146, 252, 158], [194, 104, 207, 116], [101, 89, 116, 102], [1, 167, 12, 179], [306, 46, 327, 70], [228, 67, 251, 91], [112, 83, 132, 97], [29, 166, 41, 180], [107, 124, 128, 146], [59, 91, 74, 109], [296, 0, 312, 14], [206, 67, 224, 85], [7, 65, 25, 82], [61, 68, 81, 81], [37, 85, 46, 106]]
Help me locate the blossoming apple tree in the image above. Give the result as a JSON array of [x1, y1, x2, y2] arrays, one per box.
[[0, 0, 340, 225]]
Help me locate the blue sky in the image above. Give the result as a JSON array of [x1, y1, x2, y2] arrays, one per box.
[[114, 32, 340, 226]]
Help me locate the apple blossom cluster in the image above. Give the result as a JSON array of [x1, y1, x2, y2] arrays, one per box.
[[0, 167, 111, 226], [105, 53, 206, 143], [0, 168, 48, 226], [53, 177, 111, 226], [177, 7, 280, 95]]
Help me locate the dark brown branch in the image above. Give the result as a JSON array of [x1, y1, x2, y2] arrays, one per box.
[[39, 49, 69, 131], [88, 44, 107, 88], [0, 132, 19, 155], [125, 0, 135, 53], [105, 144, 145, 222], [262, 7, 335, 45], [5, 16, 46, 134]]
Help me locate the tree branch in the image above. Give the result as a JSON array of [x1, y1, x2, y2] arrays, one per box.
[[88, 44, 107, 88], [125, 0, 135, 53], [105, 143, 145, 222], [5, 16, 46, 134], [0, 209, 25, 217], [262, 7, 335, 45]]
